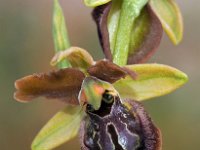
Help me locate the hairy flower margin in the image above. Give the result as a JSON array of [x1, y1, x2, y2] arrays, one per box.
[[13, 0, 187, 149]]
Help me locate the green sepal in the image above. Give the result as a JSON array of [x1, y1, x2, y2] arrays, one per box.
[[31, 105, 84, 150], [113, 64, 188, 101], [149, 0, 183, 44]]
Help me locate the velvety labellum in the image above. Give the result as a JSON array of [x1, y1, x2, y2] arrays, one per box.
[[80, 96, 161, 150]]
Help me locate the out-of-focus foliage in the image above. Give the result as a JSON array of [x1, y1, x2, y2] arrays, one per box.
[[53, 0, 70, 68], [32, 105, 84, 150]]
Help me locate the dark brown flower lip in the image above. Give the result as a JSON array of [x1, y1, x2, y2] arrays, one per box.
[[125, 99, 162, 150], [80, 98, 162, 150]]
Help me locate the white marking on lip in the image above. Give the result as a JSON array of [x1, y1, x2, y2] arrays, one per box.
[[106, 122, 117, 149]]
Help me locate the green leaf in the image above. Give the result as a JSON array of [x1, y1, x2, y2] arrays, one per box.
[[53, 0, 71, 68], [108, 0, 148, 66], [79, 77, 118, 110], [51, 47, 94, 71], [84, 0, 111, 7], [149, 0, 183, 45], [113, 64, 188, 101], [31, 105, 84, 150]]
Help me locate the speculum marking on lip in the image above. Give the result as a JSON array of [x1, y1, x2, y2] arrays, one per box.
[[107, 124, 124, 150], [81, 96, 161, 150]]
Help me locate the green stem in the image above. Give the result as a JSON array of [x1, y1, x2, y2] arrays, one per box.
[[112, 0, 148, 66], [53, 0, 71, 68]]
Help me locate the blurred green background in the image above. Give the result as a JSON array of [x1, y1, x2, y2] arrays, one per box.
[[0, 0, 199, 149]]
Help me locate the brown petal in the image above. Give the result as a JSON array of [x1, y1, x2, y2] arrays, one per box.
[[88, 60, 135, 83], [14, 68, 85, 105]]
